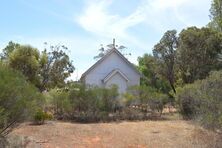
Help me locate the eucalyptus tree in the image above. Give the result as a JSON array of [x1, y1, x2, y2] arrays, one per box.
[[39, 43, 75, 91], [209, 0, 222, 32], [153, 30, 178, 93], [8, 45, 40, 87], [177, 27, 222, 83], [138, 54, 171, 94]]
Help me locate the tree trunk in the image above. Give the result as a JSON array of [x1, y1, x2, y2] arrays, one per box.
[[170, 82, 176, 94]]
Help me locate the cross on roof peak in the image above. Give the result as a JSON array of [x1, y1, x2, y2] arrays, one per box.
[[113, 38, 116, 47]]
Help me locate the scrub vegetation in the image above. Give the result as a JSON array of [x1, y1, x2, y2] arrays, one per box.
[[1, 0, 222, 147]]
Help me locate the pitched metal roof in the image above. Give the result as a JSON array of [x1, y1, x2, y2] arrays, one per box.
[[81, 48, 141, 80]]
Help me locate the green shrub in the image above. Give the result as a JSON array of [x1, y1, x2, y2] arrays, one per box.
[[176, 84, 202, 119], [34, 110, 45, 125], [120, 107, 146, 120], [34, 110, 53, 125], [149, 92, 168, 115], [122, 93, 136, 106], [97, 111, 109, 122], [45, 83, 171, 122], [96, 85, 119, 112], [48, 88, 71, 118], [45, 83, 119, 121], [176, 71, 222, 130], [69, 84, 99, 114], [0, 63, 43, 136], [126, 86, 169, 116]]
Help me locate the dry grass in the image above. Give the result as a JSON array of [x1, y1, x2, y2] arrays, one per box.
[[8, 117, 221, 148]]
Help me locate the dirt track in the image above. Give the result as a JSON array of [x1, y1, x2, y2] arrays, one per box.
[[10, 120, 220, 148]]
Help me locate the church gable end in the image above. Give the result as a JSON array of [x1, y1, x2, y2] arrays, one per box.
[[81, 48, 141, 93]]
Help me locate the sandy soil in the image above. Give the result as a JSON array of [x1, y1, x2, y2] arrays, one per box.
[[9, 119, 220, 148]]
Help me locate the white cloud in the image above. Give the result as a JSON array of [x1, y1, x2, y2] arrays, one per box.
[[72, 0, 210, 80], [76, 0, 210, 51], [140, 0, 211, 31], [77, 0, 117, 35], [2, 0, 210, 81], [76, 0, 148, 49], [149, 0, 188, 10]]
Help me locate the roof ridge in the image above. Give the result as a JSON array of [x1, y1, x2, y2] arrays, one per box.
[[81, 48, 141, 80]]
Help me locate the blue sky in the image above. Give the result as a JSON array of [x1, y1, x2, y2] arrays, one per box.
[[0, 0, 211, 80]]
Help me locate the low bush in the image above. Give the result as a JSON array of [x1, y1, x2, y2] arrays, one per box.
[[48, 88, 71, 118], [124, 86, 169, 116], [119, 107, 147, 120], [45, 83, 120, 121], [176, 84, 201, 119], [33, 110, 53, 125], [0, 63, 43, 136], [176, 71, 222, 130], [44, 83, 171, 122]]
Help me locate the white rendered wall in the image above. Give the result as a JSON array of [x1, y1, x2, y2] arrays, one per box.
[[105, 72, 128, 93], [84, 52, 140, 92]]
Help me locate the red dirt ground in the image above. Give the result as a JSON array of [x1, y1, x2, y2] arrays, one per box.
[[9, 119, 220, 148]]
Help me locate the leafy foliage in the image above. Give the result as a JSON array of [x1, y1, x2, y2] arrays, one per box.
[[138, 54, 171, 94], [1, 0, 222, 132], [0, 41, 20, 60], [34, 109, 53, 125], [39, 44, 75, 91], [209, 0, 222, 31], [8, 45, 40, 87], [0, 42, 75, 91], [125, 86, 169, 116], [176, 71, 222, 130], [0, 63, 43, 136], [45, 84, 119, 121], [47, 88, 70, 118], [177, 27, 222, 83], [153, 30, 178, 93]]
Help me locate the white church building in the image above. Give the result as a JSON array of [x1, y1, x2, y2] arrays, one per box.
[[81, 44, 141, 93]]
